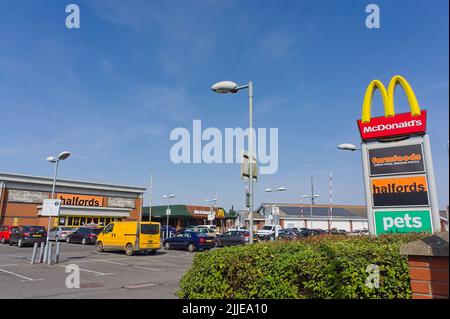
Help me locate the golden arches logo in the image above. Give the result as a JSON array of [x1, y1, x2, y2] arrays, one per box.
[[362, 75, 421, 123]]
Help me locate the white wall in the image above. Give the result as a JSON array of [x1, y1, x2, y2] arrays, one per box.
[[351, 221, 368, 230]]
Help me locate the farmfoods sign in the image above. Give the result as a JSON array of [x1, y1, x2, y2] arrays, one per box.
[[356, 75, 440, 235]]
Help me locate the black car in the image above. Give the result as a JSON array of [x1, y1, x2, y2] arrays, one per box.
[[277, 229, 298, 240], [215, 230, 251, 247], [9, 226, 47, 247], [66, 227, 102, 245]]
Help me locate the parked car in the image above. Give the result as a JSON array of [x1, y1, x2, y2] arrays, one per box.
[[195, 225, 218, 232], [96, 222, 161, 256], [256, 225, 278, 240], [348, 229, 369, 236], [293, 228, 314, 237], [8, 226, 47, 247], [192, 227, 217, 237], [66, 227, 102, 245], [215, 230, 252, 247], [161, 225, 177, 238], [0, 225, 20, 244], [48, 226, 76, 242], [163, 230, 215, 252], [326, 229, 347, 235], [277, 229, 298, 240], [311, 229, 328, 236]]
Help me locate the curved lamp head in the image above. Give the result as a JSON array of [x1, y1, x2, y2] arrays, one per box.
[[277, 187, 287, 192], [337, 143, 359, 151], [57, 151, 71, 160], [211, 81, 239, 94], [46, 156, 57, 163], [264, 188, 273, 192]]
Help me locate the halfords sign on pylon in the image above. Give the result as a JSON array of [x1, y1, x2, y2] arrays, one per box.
[[357, 75, 427, 141]]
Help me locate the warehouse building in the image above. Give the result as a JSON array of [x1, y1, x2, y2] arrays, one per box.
[[0, 172, 145, 228], [255, 203, 368, 232]]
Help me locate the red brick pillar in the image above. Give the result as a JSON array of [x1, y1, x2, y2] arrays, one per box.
[[400, 231, 449, 299]]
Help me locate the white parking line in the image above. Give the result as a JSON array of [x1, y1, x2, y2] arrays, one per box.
[[0, 264, 18, 267], [62, 265, 114, 276], [0, 268, 44, 282], [133, 266, 162, 272], [94, 259, 127, 266]]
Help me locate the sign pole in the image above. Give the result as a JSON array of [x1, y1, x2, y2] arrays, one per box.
[[361, 142, 376, 234], [423, 135, 442, 231]]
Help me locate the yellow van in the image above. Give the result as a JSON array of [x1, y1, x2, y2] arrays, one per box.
[[96, 221, 161, 256]]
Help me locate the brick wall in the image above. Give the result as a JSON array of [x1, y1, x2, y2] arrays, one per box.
[[408, 255, 449, 299]]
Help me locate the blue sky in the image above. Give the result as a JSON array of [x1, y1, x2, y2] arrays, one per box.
[[0, 0, 448, 210]]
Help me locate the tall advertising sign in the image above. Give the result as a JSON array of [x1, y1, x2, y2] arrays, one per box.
[[357, 75, 440, 236]]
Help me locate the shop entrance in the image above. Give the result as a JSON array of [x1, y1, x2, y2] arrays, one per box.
[[57, 216, 123, 227]]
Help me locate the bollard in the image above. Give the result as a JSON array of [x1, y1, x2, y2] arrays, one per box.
[[39, 242, 45, 263], [47, 242, 52, 265], [43, 242, 48, 263], [30, 243, 38, 264], [55, 241, 60, 264]]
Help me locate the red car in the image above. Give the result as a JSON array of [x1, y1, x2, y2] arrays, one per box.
[[0, 225, 20, 244]]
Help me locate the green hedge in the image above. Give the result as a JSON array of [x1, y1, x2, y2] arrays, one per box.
[[177, 234, 427, 299]]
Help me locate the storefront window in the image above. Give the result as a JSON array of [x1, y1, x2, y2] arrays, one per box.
[[105, 218, 111, 226], [80, 217, 86, 226], [93, 218, 99, 224], [59, 217, 66, 226], [73, 217, 80, 226]]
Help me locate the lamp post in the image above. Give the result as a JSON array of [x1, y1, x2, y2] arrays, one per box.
[[264, 187, 287, 238], [46, 151, 71, 245], [162, 194, 175, 239], [299, 195, 308, 228], [205, 198, 217, 226], [300, 194, 320, 229], [212, 80, 254, 243]]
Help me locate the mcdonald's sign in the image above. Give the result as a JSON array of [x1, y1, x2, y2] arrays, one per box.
[[357, 76, 427, 141]]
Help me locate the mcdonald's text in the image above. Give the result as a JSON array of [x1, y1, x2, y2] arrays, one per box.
[[358, 110, 427, 141]]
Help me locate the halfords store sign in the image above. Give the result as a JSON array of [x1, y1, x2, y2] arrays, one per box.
[[356, 75, 441, 236]]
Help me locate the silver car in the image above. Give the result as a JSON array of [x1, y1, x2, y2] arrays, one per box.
[[48, 227, 76, 242]]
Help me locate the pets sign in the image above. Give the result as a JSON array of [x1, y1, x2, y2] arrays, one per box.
[[356, 75, 441, 236]]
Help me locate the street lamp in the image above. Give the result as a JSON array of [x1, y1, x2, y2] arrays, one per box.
[[46, 151, 71, 244], [212, 80, 254, 243], [337, 143, 361, 151], [162, 194, 175, 239], [205, 198, 217, 226], [300, 194, 320, 229], [264, 187, 287, 239], [299, 194, 309, 227]]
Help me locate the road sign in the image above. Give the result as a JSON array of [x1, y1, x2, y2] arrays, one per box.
[[240, 150, 258, 181], [373, 209, 433, 236], [166, 208, 171, 216], [272, 206, 280, 216], [207, 211, 215, 221], [41, 199, 61, 217]]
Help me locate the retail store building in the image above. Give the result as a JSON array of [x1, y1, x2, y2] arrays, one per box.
[[142, 205, 237, 232], [256, 203, 369, 231], [0, 172, 145, 228]]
